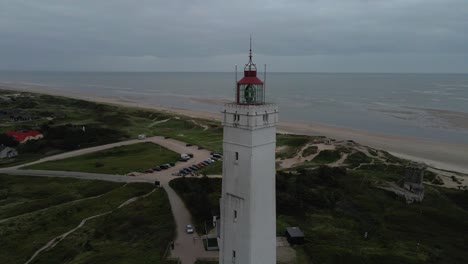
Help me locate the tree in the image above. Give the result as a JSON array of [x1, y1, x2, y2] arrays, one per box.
[[0, 134, 18, 147]]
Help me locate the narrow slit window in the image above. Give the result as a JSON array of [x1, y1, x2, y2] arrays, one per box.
[[232, 250, 236, 263], [235, 152, 239, 160]]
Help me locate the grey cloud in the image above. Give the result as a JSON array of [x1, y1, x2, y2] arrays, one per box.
[[0, 0, 467, 71]]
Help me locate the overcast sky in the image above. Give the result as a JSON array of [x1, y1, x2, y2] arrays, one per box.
[[0, 0, 467, 72]]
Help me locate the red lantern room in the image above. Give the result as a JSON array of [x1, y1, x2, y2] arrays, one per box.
[[236, 39, 265, 105]]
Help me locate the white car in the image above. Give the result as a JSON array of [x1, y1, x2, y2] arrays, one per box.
[[186, 224, 194, 234]]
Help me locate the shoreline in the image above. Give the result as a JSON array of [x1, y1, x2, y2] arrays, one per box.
[[2, 84, 468, 174]]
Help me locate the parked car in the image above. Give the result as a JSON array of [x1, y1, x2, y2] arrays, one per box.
[[206, 158, 215, 163], [186, 224, 194, 234], [164, 136, 171, 139], [197, 163, 205, 168], [187, 153, 194, 158], [212, 154, 222, 159], [186, 143, 193, 147], [190, 165, 199, 170], [160, 164, 169, 170], [197, 146, 204, 150], [201, 161, 210, 166], [153, 166, 162, 171], [138, 134, 146, 140], [169, 162, 176, 167], [184, 168, 192, 172], [145, 169, 154, 173], [179, 157, 189, 162]]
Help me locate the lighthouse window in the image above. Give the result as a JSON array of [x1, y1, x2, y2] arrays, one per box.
[[233, 114, 240, 122], [232, 250, 236, 263], [234, 210, 238, 222], [235, 152, 239, 160]]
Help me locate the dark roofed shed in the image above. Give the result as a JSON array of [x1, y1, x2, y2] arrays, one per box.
[[285, 226, 305, 245]]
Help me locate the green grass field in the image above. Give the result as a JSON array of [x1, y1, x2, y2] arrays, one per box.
[[0, 174, 175, 264], [25, 143, 180, 174]]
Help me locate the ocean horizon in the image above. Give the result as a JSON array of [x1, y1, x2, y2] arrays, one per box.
[[1, 71, 467, 144]]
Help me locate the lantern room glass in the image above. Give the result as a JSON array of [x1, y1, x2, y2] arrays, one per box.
[[238, 83, 264, 104]]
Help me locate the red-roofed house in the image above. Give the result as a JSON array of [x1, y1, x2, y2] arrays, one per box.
[[5, 130, 43, 144]]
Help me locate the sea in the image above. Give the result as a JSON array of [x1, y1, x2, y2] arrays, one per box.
[[1, 71, 467, 144]]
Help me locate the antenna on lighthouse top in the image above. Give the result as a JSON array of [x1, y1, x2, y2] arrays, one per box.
[[245, 35, 256, 71], [249, 34, 252, 63]]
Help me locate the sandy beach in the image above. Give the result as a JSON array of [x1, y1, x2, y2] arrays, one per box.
[[2, 84, 468, 174]]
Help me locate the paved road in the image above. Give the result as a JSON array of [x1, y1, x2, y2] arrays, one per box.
[[5, 138, 154, 170], [0, 136, 220, 264]]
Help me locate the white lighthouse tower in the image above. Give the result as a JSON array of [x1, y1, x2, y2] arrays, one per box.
[[219, 40, 278, 264]]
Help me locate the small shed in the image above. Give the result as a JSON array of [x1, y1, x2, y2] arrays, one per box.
[[285, 227, 305, 245]]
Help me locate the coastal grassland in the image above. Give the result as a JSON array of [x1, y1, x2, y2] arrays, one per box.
[[276, 134, 312, 159], [344, 151, 374, 166], [150, 118, 223, 152], [24, 143, 180, 174], [169, 167, 468, 264], [0, 174, 120, 220], [30, 188, 175, 264], [276, 167, 468, 264], [0, 89, 224, 168], [169, 177, 221, 233], [310, 149, 342, 164], [0, 174, 169, 264]]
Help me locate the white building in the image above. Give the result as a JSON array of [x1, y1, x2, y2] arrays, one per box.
[[219, 43, 278, 264], [0, 145, 18, 159]]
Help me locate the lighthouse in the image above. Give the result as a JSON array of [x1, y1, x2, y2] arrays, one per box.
[[219, 40, 278, 264]]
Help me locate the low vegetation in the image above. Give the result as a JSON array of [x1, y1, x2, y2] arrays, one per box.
[[344, 151, 373, 166], [25, 143, 180, 174], [198, 161, 223, 175], [170, 167, 468, 264], [311, 149, 341, 164], [302, 145, 318, 157], [276, 134, 312, 159], [0, 174, 174, 264], [0, 174, 119, 219]]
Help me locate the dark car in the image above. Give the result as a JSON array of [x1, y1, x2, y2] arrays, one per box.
[[160, 164, 169, 170], [184, 167, 192, 172], [153, 166, 162, 171], [187, 153, 194, 158], [186, 143, 193, 147], [212, 154, 222, 159], [164, 136, 171, 139], [179, 169, 187, 174], [201, 161, 210, 166], [169, 162, 176, 167], [190, 165, 199, 170], [197, 146, 204, 150], [145, 169, 154, 173]]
